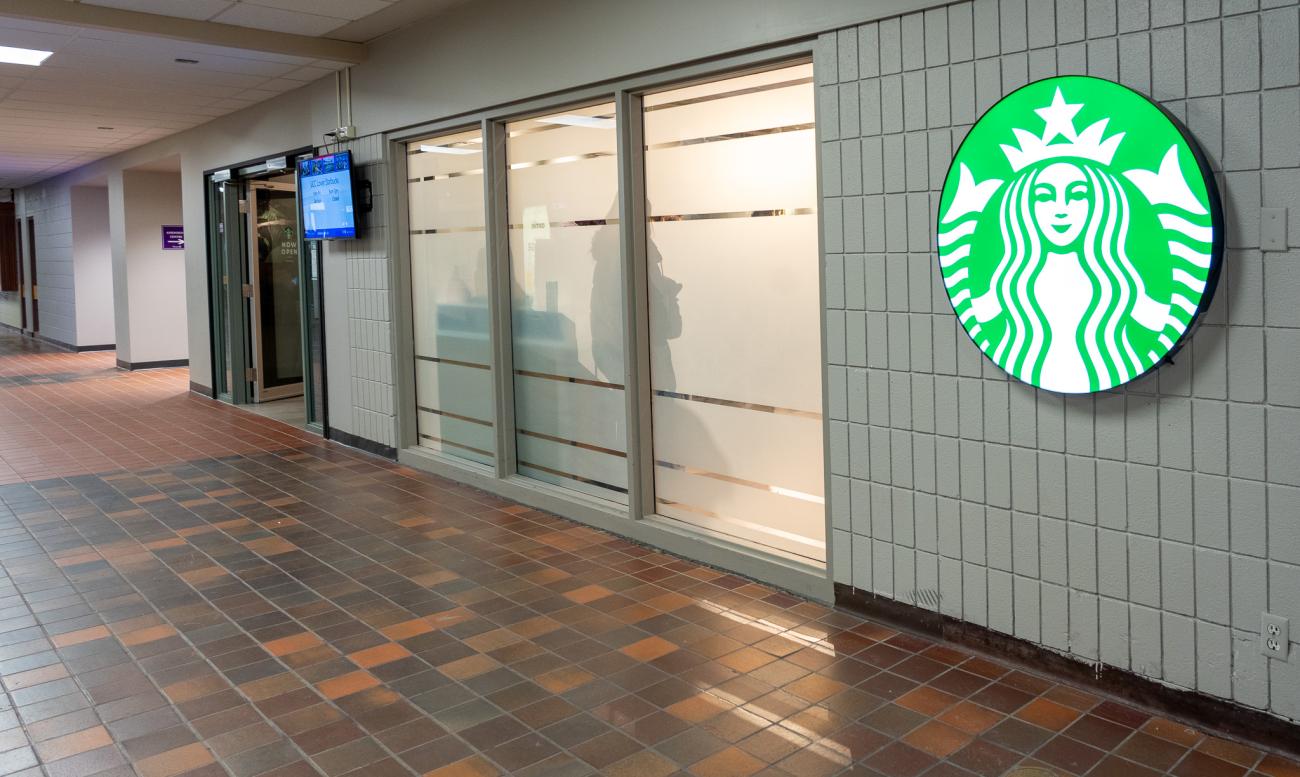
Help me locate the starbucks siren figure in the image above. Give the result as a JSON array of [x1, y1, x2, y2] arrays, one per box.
[[938, 85, 1215, 393]]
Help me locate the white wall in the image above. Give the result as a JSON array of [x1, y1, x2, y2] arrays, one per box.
[[114, 170, 187, 364], [70, 186, 113, 347]]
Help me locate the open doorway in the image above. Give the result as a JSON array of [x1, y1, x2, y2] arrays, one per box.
[[206, 152, 326, 434]]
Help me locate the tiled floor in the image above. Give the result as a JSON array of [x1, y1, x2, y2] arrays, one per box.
[[0, 333, 1295, 777]]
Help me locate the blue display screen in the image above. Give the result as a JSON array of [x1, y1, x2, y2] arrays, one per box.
[[298, 151, 356, 239]]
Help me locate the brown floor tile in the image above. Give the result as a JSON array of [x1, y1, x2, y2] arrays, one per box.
[[0, 336, 1289, 777]]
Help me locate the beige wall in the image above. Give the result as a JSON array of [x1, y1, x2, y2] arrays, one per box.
[[113, 170, 187, 364]]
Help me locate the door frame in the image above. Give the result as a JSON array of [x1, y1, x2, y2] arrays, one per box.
[[203, 146, 326, 429], [246, 180, 303, 403]]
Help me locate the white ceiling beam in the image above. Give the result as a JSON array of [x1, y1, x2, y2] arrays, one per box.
[[0, 0, 367, 64]]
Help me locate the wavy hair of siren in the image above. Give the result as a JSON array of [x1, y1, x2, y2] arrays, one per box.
[[981, 160, 1149, 391]]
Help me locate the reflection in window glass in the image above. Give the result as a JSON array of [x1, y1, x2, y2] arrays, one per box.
[[506, 104, 627, 502], [644, 63, 825, 561], [407, 129, 494, 465]]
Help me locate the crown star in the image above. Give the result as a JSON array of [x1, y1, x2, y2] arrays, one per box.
[[1035, 88, 1083, 143], [1000, 86, 1125, 172]]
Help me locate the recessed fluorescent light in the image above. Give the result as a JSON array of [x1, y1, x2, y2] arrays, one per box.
[[418, 144, 477, 155], [0, 45, 53, 67], [536, 114, 615, 130]]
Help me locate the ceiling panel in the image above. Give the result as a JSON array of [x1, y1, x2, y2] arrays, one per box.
[[207, 3, 352, 36], [0, 0, 469, 188]]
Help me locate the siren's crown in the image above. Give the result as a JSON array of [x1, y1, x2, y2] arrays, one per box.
[[1001, 87, 1125, 172]]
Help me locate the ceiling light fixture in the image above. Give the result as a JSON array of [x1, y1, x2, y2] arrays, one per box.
[[0, 45, 53, 67], [174, 57, 199, 64], [535, 114, 615, 130]]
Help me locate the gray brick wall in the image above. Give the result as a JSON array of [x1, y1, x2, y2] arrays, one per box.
[[821, 0, 1300, 723], [16, 186, 76, 347]]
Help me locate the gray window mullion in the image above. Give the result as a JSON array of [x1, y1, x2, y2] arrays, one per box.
[[482, 118, 517, 478], [616, 90, 654, 520]]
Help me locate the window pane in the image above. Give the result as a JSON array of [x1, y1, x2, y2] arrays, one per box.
[[644, 63, 825, 562], [506, 103, 627, 502], [407, 129, 494, 465]]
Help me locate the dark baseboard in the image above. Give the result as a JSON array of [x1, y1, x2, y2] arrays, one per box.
[[189, 382, 213, 397], [327, 427, 397, 460], [35, 334, 75, 351], [74, 343, 114, 352], [0, 321, 27, 336], [116, 358, 189, 371], [835, 584, 1300, 759]]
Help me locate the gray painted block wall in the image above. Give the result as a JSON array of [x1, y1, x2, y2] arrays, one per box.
[[819, 0, 1300, 723], [322, 134, 398, 448], [15, 186, 77, 347]]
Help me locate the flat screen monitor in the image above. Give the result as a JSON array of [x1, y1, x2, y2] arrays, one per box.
[[298, 151, 356, 240]]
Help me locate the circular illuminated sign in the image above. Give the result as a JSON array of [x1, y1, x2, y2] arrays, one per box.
[[937, 76, 1223, 393]]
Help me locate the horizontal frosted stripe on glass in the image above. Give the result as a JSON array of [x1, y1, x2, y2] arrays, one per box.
[[651, 394, 824, 497], [516, 430, 628, 487], [418, 405, 493, 427], [506, 218, 617, 230], [645, 122, 815, 151], [515, 373, 626, 454], [520, 428, 625, 458], [414, 348, 493, 423], [646, 132, 817, 217], [418, 432, 493, 463], [648, 207, 814, 223], [644, 76, 813, 112], [415, 355, 490, 370], [643, 63, 813, 109], [410, 226, 487, 235], [519, 460, 628, 496], [648, 219, 821, 412], [408, 168, 485, 182], [509, 151, 614, 171], [656, 492, 826, 561], [651, 389, 818, 419], [656, 459, 822, 503], [516, 369, 622, 391]]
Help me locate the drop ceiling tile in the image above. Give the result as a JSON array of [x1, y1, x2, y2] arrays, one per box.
[[76, 0, 237, 20], [210, 3, 349, 36], [243, 0, 391, 21]]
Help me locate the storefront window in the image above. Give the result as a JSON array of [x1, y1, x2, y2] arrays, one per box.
[[506, 104, 627, 502], [407, 129, 494, 465], [643, 63, 825, 561]]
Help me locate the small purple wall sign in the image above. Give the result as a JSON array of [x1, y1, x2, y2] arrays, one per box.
[[162, 225, 185, 250]]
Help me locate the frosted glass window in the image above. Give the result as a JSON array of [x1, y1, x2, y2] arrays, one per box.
[[644, 63, 825, 561], [407, 129, 494, 465], [506, 104, 627, 502]]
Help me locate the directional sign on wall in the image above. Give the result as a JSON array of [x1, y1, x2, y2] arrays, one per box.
[[936, 76, 1223, 394]]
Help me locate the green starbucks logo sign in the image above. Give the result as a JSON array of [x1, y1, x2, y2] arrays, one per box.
[[938, 76, 1223, 393]]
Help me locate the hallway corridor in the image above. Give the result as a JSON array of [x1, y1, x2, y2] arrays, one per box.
[[0, 334, 1293, 777]]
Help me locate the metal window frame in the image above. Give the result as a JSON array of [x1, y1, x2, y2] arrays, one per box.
[[386, 40, 834, 602]]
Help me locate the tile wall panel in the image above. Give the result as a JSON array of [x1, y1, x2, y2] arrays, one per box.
[[821, 0, 1300, 725]]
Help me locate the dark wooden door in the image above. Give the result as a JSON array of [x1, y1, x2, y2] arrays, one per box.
[[15, 218, 25, 330], [0, 203, 15, 292], [26, 217, 36, 333]]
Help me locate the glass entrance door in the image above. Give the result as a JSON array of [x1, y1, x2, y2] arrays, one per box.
[[246, 182, 304, 402]]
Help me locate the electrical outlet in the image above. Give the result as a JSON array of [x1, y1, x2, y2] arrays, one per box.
[[1261, 613, 1290, 660]]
